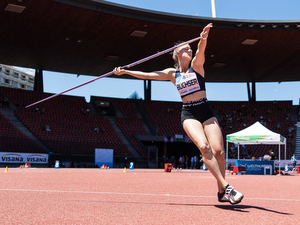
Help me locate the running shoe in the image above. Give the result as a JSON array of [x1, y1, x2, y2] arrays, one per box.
[[218, 191, 230, 203], [224, 185, 244, 205]]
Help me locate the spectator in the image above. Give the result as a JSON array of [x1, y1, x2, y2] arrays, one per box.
[[185, 155, 188, 169], [263, 153, 271, 161], [171, 156, 176, 168], [291, 154, 297, 171], [269, 150, 276, 160], [178, 156, 183, 169], [45, 125, 51, 132], [190, 156, 194, 169], [2, 97, 9, 108]]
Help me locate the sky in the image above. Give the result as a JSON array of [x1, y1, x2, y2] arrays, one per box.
[[21, 0, 300, 105]]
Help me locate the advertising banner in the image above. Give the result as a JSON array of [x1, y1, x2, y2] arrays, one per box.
[[236, 160, 275, 175], [0, 152, 48, 164]]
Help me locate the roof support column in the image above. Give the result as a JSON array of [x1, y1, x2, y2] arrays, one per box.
[[247, 82, 251, 101], [247, 82, 256, 102], [34, 69, 44, 92], [144, 80, 151, 101], [252, 81, 256, 102]]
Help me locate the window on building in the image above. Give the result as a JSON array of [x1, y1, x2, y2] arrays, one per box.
[[12, 81, 18, 87]]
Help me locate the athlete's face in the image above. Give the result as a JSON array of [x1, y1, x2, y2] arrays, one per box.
[[178, 44, 193, 59]]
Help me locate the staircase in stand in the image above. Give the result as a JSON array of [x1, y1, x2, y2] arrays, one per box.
[[107, 117, 140, 157], [294, 122, 300, 158], [0, 107, 50, 152]]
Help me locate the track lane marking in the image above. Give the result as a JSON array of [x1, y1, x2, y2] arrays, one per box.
[[1, 188, 300, 202]]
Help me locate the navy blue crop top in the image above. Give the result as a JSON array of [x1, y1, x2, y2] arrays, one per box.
[[175, 66, 206, 98]]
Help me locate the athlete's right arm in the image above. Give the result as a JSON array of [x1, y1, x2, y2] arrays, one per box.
[[113, 67, 175, 81]]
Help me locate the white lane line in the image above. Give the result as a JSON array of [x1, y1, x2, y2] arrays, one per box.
[[0, 188, 299, 202]]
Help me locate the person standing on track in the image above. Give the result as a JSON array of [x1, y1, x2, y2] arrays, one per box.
[[291, 153, 297, 171], [113, 23, 244, 204]]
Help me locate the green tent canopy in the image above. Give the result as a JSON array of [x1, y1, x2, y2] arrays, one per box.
[[226, 121, 286, 174]]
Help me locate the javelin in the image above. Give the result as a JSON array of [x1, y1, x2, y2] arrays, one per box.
[[25, 35, 203, 108]]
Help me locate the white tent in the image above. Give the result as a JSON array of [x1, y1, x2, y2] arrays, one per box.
[[226, 121, 286, 174]]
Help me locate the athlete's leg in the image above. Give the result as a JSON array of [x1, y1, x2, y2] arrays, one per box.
[[183, 118, 243, 204], [203, 117, 225, 193], [183, 118, 228, 189]]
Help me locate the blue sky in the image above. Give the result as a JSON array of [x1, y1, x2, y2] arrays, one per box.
[[39, 0, 300, 105]]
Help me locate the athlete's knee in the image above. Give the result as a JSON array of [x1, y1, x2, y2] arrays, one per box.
[[211, 142, 224, 154], [214, 147, 225, 159], [217, 147, 225, 155], [198, 143, 211, 155]]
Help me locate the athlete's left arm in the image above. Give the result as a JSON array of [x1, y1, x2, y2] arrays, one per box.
[[191, 23, 213, 76]]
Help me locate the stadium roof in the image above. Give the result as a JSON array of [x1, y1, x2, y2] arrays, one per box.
[[1, 0, 300, 83]]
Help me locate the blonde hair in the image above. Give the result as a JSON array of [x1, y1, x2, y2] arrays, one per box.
[[172, 41, 185, 68]]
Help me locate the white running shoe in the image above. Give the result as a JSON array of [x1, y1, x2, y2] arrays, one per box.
[[218, 191, 230, 203], [224, 185, 244, 205]]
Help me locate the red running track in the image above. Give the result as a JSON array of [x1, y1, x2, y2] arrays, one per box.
[[0, 168, 299, 225]]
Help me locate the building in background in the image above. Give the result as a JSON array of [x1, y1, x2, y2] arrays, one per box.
[[0, 64, 34, 91]]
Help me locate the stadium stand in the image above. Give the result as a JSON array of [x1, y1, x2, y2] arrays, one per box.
[[142, 100, 184, 136], [210, 100, 294, 159], [91, 96, 148, 157], [141, 99, 294, 160], [0, 87, 130, 159], [0, 113, 44, 153], [0, 86, 295, 165]]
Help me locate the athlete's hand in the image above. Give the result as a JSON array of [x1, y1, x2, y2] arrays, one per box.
[[201, 23, 213, 39], [113, 67, 126, 76]]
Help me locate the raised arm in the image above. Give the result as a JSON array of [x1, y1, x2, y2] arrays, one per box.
[[113, 67, 175, 82], [191, 23, 213, 75]]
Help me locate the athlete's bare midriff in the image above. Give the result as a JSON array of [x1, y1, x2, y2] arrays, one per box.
[[181, 90, 207, 102]]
